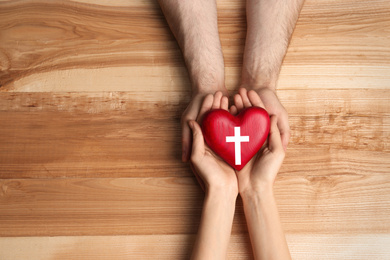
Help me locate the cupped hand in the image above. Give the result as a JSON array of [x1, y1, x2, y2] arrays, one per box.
[[181, 89, 228, 162], [232, 88, 285, 195], [189, 92, 238, 196], [238, 86, 290, 151], [257, 87, 290, 150]]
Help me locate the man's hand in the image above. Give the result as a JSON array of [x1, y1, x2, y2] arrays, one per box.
[[181, 94, 204, 162], [233, 87, 290, 150], [157, 0, 226, 161], [240, 0, 304, 151], [181, 89, 228, 162], [253, 87, 290, 150]]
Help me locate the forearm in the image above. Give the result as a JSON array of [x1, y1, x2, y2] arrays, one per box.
[[191, 188, 237, 260], [242, 0, 305, 90], [158, 0, 225, 93], [241, 187, 291, 260]]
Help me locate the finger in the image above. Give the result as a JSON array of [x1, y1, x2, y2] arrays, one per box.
[[230, 105, 238, 115], [268, 116, 284, 153], [281, 132, 290, 151], [248, 90, 265, 109], [188, 120, 204, 160], [197, 94, 214, 122], [276, 112, 290, 151], [221, 96, 229, 111], [279, 121, 291, 151], [234, 94, 244, 111], [181, 123, 191, 162], [239, 88, 252, 108], [212, 91, 223, 110]]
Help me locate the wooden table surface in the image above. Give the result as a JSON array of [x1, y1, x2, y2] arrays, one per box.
[[1, 0, 389, 259]]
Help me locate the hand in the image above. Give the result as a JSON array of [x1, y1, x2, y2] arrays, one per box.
[[188, 92, 238, 196], [181, 88, 228, 162], [251, 87, 291, 151], [232, 88, 285, 195], [239, 86, 290, 151], [189, 94, 238, 260], [256, 87, 290, 151]]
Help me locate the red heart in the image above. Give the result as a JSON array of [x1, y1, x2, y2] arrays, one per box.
[[201, 107, 270, 171]]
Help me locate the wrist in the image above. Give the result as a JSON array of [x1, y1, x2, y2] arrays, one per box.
[[190, 67, 226, 95], [240, 81, 276, 93], [241, 67, 277, 92], [192, 78, 227, 96], [240, 183, 274, 202], [206, 185, 238, 202], [239, 85, 277, 104]]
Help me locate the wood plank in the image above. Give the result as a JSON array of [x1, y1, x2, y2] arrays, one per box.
[[4, 65, 390, 93], [0, 91, 187, 178], [1, 89, 388, 179], [1, 0, 389, 91], [0, 174, 389, 236], [287, 234, 390, 260], [0, 235, 197, 260], [1, 234, 390, 260]]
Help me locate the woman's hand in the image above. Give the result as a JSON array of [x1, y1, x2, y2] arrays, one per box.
[[232, 88, 291, 260], [189, 92, 238, 260], [189, 91, 238, 196], [232, 88, 285, 196]]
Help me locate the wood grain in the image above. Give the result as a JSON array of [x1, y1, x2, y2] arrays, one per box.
[[1, 234, 389, 260], [0, 0, 389, 259], [0, 174, 389, 236], [1, 0, 389, 91], [1, 90, 388, 178]]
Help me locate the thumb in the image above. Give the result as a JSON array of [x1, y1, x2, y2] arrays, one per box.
[[268, 116, 283, 152], [280, 131, 290, 151], [188, 120, 204, 160]]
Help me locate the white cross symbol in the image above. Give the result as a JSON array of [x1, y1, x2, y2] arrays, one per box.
[[226, 127, 249, 165]]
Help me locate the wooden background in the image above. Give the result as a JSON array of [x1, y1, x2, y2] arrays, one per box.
[[0, 0, 389, 259]]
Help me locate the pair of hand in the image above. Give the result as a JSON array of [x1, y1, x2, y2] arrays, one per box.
[[181, 87, 290, 162], [188, 88, 286, 196]]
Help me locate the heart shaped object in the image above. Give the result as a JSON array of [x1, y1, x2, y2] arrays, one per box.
[[201, 107, 270, 171]]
